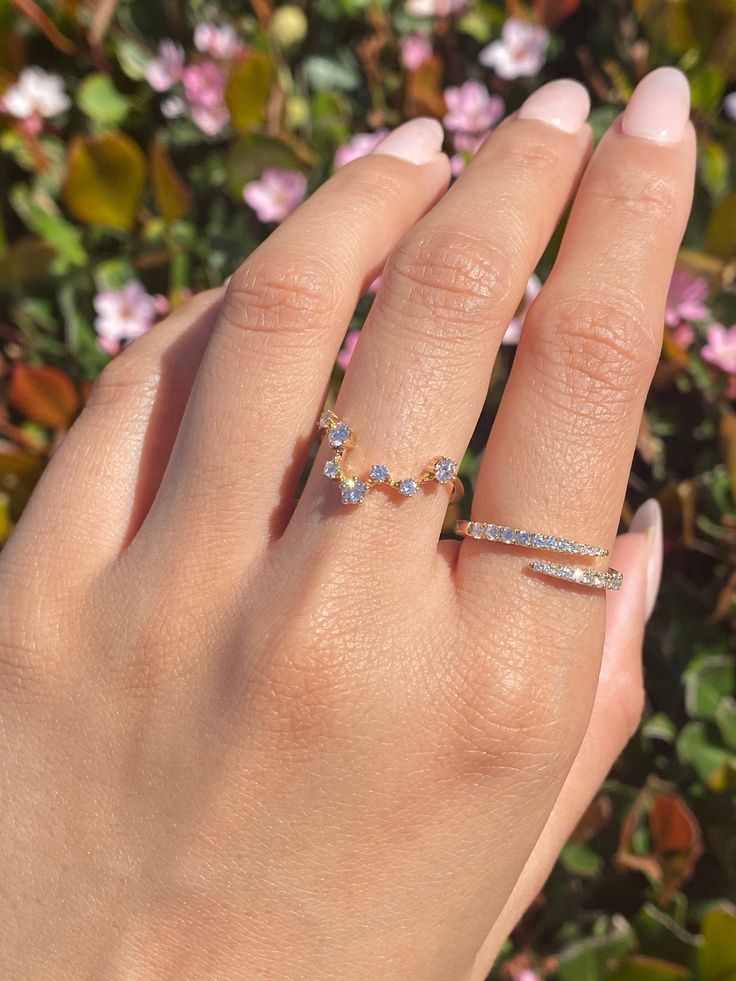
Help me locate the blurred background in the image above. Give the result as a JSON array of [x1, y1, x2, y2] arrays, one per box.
[[0, 1, 735, 978]]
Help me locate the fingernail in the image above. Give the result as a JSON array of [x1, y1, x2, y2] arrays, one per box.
[[630, 499, 663, 620], [517, 79, 591, 133], [371, 117, 445, 164], [622, 67, 690, 144]]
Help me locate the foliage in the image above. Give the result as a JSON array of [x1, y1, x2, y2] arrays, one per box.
[[0, 0, 735, 977]]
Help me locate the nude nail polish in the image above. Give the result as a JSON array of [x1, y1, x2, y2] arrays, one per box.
[[630, 498, 663, 620], [622, 67, 691, 144], [371, 118, 445, 165], [517, 79, 591, 133]]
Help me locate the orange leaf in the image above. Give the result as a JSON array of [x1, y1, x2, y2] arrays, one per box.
[[8, 363, 80, 429], [150, 134, 192, 221], [405, 56, 447, 119]]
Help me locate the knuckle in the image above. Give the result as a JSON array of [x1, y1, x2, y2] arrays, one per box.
[[504, 134, 569, 184], [224, 254, 339, 341], [87, 351, 160, 409], [381, 229, 515, 341], [589, 166, 679, 225], [526, 292, 659, 417]]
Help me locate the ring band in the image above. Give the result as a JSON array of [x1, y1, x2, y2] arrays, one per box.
[[455, 519, 622, 591], [319, 409, 463, 506]]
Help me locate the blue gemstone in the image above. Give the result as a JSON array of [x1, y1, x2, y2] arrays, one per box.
[[370, 464, 390, 482], [329, 422, 351, 447], [341, 479, 367, 504]]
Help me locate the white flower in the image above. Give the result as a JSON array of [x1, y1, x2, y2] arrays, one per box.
[[144, 40, 185, 92], [93, 281, 157, 356], [2, 67, 70, 119], [480, 17, 549, 80]]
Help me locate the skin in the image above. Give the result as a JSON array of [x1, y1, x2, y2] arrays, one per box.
[[0, 78, 694, 979]]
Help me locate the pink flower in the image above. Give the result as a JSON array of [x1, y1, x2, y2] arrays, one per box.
[[406, 0, 465, 16], [194, 23, 242, 60], [702, 323, 736, 374], [724, 92, 736, 120], [450, 131, 488, 175], [443, 80, 504, 133], [145, 40, 185, 92], [1, 66, 70, 119], [401, 34, 434, 70], [671, 323, 695, 348], [182, 61, 230, 135], [502, 274, 542, 344], [366, 273, 382, 294], [480, 17, 549, 79], [244, 168, 307, 223], [93, 281, 157, 356], [334, 130, 389, 168], [337, 330, 360, 370], [665, 269, 709, 327]]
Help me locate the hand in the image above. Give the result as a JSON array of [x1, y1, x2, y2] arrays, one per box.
[[0, 69, 693, 980]]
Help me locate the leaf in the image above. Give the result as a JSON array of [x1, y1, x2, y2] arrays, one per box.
[[304, 51, 361, 91], [698, 139, 730, 200], [649, 793, 703, 904], [634, 904, 700, 968], [716, 698, 736, 752], [63, 132, 146, 231], [706, 193, 736, 259], [719, 413, 736, 506], [689, 64, 725, 113], [555, 916, 636, 981], [604, 956, 692, 981], [561, 842, 603, 877], [7, 363, 80, 429], [77, 73, 130, 126], [677, 722, 736, 790], [405, 56, 447, 119], [685, 655, 735, 721], [0, 450, 45, 523], [225, 52, 275, 132], [0, 236, 55, 281], [9, 184, 86, 272], [226, 133, 305, 198], [150, 134, 192, 220], [700, 907, 736, 981]]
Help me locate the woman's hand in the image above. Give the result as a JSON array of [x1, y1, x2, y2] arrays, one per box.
[[0, 69, 693, 980]]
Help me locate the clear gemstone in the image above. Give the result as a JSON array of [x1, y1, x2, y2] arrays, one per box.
[[323, 460, 340, 479], [340, 479, 367, 504], [468, 522, 483, 538], [573, 568, 584, 581], [485, 524, 497, 540], [370, 464, 390, 483], [329, 422, 351, 447], [398, 478, 418, 497], [517, 530, 530, 546], [433, 457, 456, 483], [501, 528, 514, 544], [531, 534, 544, 548], [319, 410, 333, 430]]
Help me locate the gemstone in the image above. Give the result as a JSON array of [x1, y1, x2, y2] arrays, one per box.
[[323, 460, 340, 479], [398, 478, 418, 497], [370, 464, 390, 483], [329, 422, 351, 447], [468, 522, 483, 538], [531, 534, 544, 548], [485, 524, 498, 540], [501, 528, 514, 544], [319, 410, 334, 430], [340, 479, 367, 504], [433, 457, 456, 484], [517, 530, 530, 546]]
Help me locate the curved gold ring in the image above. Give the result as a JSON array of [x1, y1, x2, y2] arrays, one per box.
[[319, 409, 463, 506], [455, 519, 621, 591]]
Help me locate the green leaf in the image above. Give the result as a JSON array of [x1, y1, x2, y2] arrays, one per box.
[[561, 842, 604, 878], [643, 713, 677, 743], [604, 956, 691, 981], [706, 193, 736, 259], [685, 655, 735, 721], [700, 907, 736, 981], [677, 722, 736, 789], [304, 51, 360, 91], [225, 52, 274, 133], [556, 917, 636, 981], [226, 134, 305, 198], [634, 903, 700, 968], [9, 184, 86, 272], [698, 139, 730, 200], [63, 132, 146, 231], [716, 698, 736, 752], [77, 73, 131, 126], [689, 63, 725, 113]]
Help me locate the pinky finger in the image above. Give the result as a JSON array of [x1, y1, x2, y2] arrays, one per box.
[[469, 501, 663, 979]]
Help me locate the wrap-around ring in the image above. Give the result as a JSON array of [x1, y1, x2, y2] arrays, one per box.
[[319, 409, 463, 506], [456, 519, 622, 591]]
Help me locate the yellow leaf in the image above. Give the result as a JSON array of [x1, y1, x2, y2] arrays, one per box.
[[150, 134, 192, 221], [706, 192, 736, 260], [63, 132, 146, 230], [720, 412, 736, 503], [225, 52, 275, 133]]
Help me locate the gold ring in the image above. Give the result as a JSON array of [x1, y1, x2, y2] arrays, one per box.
[[456, 519, 622, 591], [319, 409, 463, 506]]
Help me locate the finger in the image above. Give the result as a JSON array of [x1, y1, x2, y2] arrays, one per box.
[[134, 120, 451, 568], [2, 290, 222, 576], [461, 70, 694, 652], [293, 81, 592, 559], [471, 507, 661, 979]]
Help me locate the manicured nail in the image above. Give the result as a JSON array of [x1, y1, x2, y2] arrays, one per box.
[[517, 79, 591, 133], [622, 67, 690, 144], [630, 499, 663, 620], [371, 117, 445, 164]]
